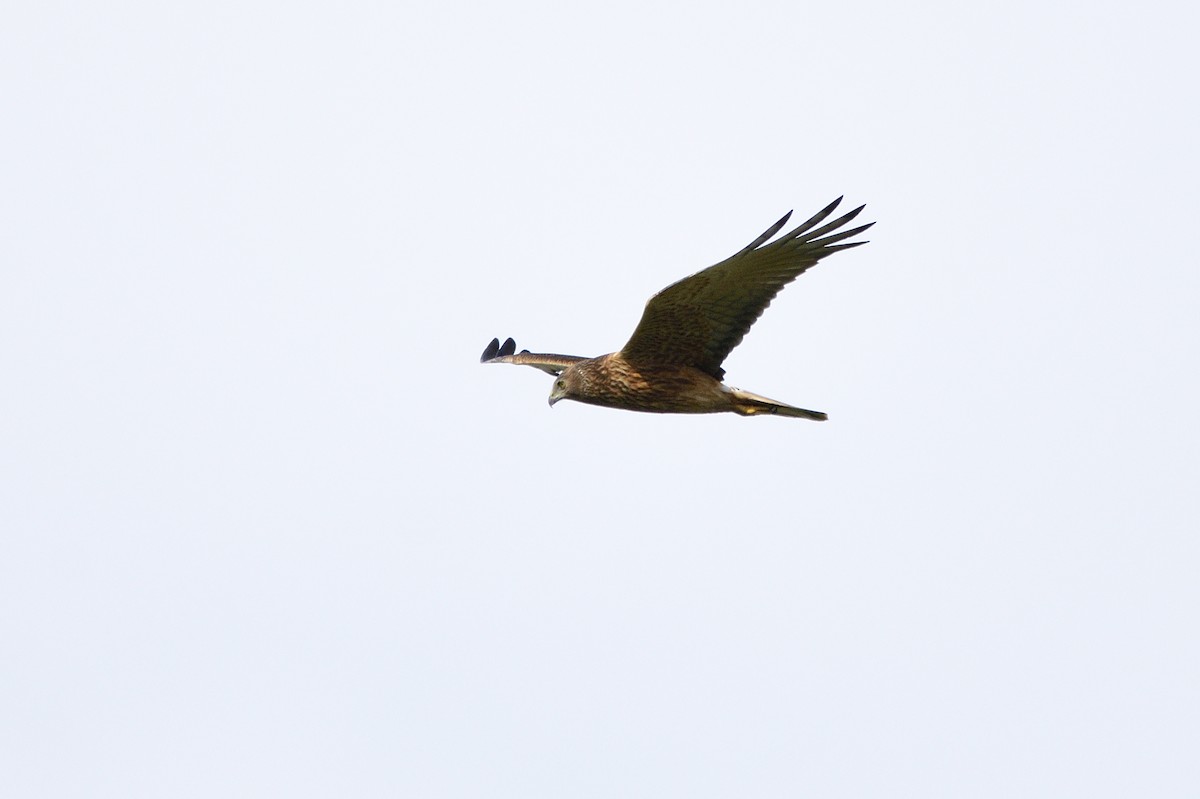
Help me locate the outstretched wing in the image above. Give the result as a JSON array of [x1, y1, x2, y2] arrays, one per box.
[[619, 198, 872, 380], [480, 337, 589, 376]]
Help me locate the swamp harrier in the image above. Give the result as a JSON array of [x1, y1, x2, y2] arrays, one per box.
[[480, 197, 872, 420]]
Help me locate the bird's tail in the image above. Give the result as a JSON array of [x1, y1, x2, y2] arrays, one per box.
[[729, 388, 827, 421]]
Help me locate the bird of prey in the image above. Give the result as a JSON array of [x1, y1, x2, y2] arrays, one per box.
[[481, 197, 872, 420]]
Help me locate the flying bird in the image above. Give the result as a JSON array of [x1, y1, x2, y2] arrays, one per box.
[[481, 197, 872, 420]]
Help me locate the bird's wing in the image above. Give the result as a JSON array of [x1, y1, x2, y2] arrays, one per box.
[[619, 198, 872, 380], [480, 337, 589, 376]]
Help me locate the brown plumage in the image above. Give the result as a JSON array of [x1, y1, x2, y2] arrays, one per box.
[[480, 197, 872, 420]]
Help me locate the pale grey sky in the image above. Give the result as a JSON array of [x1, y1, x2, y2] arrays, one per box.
[[3, 0, 1198, 796]]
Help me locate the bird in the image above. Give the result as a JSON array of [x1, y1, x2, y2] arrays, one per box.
[[480, 197, 872, 420]]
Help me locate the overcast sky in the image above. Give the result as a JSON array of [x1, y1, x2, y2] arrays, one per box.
[[3, 1, 1198, 796]]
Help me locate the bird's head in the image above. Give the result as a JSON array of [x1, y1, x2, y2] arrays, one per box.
[[548, 368, 579, 407]]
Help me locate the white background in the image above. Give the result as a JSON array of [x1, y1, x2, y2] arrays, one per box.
[[3, 1, 1198, 796]]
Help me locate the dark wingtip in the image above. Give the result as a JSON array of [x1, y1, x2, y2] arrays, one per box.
[[498, 337, 516, 357], [481, 337, 500, 362]]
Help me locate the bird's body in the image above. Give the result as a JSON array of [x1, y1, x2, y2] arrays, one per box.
[[481, 197, 872, 421], [558, 354, 729, 414], [551, 353, 827, 420]]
